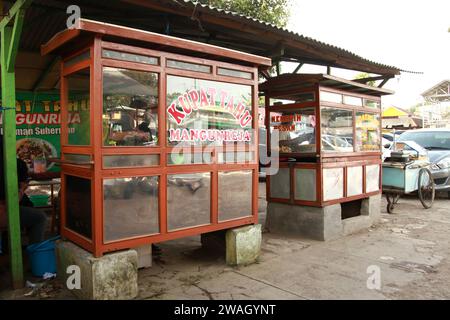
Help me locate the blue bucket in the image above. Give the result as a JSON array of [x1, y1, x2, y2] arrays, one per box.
[[26, 236, 60, 277]]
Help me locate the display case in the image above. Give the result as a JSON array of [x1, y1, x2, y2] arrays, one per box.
[[42, 19, 271, 257], [261, 74, 391, 207]]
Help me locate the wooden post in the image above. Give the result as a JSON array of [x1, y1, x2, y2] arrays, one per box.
[[1, 25, 23, 289], [0, 0, 32, 289]]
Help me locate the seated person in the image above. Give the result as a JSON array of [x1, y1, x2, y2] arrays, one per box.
[[0, 136, 47, 245]]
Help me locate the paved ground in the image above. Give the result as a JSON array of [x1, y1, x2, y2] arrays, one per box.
[[2, 183, 450, 299]]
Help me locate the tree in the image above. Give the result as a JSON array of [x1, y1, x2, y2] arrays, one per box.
[[199, 0, 291, 28], [354, 73, 376, 87]]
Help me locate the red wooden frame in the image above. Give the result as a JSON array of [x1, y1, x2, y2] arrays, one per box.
[[43, 22, 270, 257], [264, 78, 385, 208]]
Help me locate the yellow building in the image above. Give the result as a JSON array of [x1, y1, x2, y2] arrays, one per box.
[[382, 106, 422, 131]]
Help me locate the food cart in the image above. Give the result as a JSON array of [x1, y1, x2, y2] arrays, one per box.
[[41, 19, 271, 257], [382, 141, 435, 213], [261, 74, 392, 240]]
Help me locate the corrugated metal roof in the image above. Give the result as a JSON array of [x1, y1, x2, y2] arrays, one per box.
[[170, 0, 408, 75]]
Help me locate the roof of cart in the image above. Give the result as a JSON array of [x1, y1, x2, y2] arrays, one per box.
[[1, 0, 406, 92], [260, 73, 394, 97]]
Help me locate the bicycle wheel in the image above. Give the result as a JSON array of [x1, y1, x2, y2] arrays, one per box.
[[418, 168, 435, 209], [386, 193, 399, 214]]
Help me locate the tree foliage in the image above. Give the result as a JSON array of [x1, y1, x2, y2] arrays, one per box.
[[199, 0, 291, 28], [355, 72, 376, 87]]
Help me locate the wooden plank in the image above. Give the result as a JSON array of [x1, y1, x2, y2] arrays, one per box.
[[40, 28, 81, 56], [1, 25, 23, 289]]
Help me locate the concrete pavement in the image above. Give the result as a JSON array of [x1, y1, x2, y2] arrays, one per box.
[[2, 183, 450, 299], [136, 185, 450, 300]]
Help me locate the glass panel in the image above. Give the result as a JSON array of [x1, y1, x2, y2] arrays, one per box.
[[269, 93, 314, 105], [166, 75, 253, 146], [320, 91, 342, 104], [364, 99, 380, 109], [355, 112, 381, 152], [323, 168, 344, 201], [103, 176, 159, 242], [103, 67, 159, 146], [366, 165, 380, 193], [218, 171, 252, 221], [217, 67, 252, 79], [102, 49, 158, 65], [66, 68, 90, 145], [64, 154, 92, 163], [103, 154, 159, 168], [347, 166, 363, 197], [167, 60, 211, 73], [320, 107, 354, 152], [217, 151, 254, 164], [64, 50, 90, 68], [343, 95, 362, 106], [269, 168, 290, 199], [270, 98, 296, 106], [294, 168, 316, 201], [167, 152, 212, 165], [167, 173, 211, 230], [270, 108, 316, 153], [65, 175, 91, 239]]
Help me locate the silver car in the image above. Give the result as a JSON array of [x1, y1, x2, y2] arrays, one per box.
[[397, 129, 450, 197]]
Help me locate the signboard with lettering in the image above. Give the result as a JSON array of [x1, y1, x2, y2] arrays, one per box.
[[166, 76, 253, 145], [0, 92, 87, 173]]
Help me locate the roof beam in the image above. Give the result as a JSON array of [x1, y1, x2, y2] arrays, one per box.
[[293, 62, 303, 74], [0, 0, 32, 29], [32, 56, 59, 92], [378, 77, 391, 88], [352, 75, 387, 83]]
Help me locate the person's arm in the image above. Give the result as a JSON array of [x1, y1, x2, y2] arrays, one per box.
[[18, 181, 28, 201]]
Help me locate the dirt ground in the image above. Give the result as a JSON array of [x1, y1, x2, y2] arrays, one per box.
[[2, 183, 450, 300]]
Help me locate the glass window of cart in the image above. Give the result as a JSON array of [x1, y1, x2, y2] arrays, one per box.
[[166, 75, 253, 146], [320, 107, 354, 152], [102, 67, 159, 147], [355, 112, 381, 151], [269, 108, 316, 153], [66, 69, 90, 146]]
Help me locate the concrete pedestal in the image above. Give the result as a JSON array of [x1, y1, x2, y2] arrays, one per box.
[[201, 224, 262, 266], [56, 241, 138, 300], [266, 194, 381, 240], [135, 245, 152, 269]]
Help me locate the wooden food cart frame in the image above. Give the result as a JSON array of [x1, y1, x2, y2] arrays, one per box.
[[262, 74, 391, 208], [42, 19, 271, 257]]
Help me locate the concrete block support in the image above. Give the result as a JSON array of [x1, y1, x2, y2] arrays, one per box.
[[201, 224, 262, 266], [266, 202, 342, 241], [226, 224, 262, 266], [266, 194, 381, 240], [56, 241, 138, 300], [135, 245, 152, 269]]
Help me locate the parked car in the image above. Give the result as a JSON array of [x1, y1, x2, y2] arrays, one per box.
[[382, 137, 392, 160], [383, 131, 404, 142], [321, 134, 353, 152], [396, 129, 450, 197]]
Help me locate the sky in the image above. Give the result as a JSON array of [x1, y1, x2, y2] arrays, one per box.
[[286, 0, 450, 108]]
